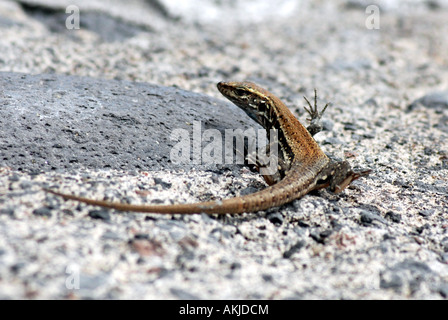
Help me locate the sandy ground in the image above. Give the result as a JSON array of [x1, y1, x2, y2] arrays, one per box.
[[0, 0, 447, 299]]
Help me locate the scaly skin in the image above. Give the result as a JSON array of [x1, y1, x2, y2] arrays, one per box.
[[44, 81, 370, 214]]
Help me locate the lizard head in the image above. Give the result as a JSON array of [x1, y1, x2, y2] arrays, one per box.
[[217, 81, 283, 129], [217, 81, 271, 111], [315, 160, 371, 193]]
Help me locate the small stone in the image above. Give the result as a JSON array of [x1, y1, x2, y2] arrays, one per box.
[[33, 207, 52, 217], [423, 147, 433, 156], [309, 229, 332, 244], [266, 212, 283, 225], [385, 211, 401, 223], [438, 285, 448, 298], [153, 178, 172, 189], [10, 262, 25, 274], [415, 224, 430, 234], [360, 211, 387, 225], [79, 273, 111, 291], [170, 288, 199, 300], [343, 123, 359, 131], [408, 91, 448, 111], [134, 233, 150, 240], [88, 209, 110, 220], [296, 220, 310, 228], [283, 240, 305, 258], [0, 208, 14, 217], [322, 119, 334, 131], [262, 274, 273, 282], [8, 175, 19, 182], [323, 137, 343, 145], [320, 229, 333, 239], [364, 97, 379, 108], [19, 181, 33, 189], [330, 219, 343, 231], [419, 209, 434, 217], [441, 237, 448, 252], [101, 231, 122, 240], [380, 273, 403, 292]]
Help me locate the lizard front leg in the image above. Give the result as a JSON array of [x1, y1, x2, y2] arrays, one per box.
[[249, 89, 330, 186], [247, 140, 290, 186], [303, 89, 329, 137]]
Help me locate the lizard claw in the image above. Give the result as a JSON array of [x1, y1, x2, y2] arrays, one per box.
[[303, 88, 329, 122], [303, 89, 330, 136]]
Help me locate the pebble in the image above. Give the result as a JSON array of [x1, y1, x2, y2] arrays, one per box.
[[88, 210, 111, 221], [408, 91, 448, 111], [360, 211, 387, 226], [170, 288, 200, 300], [266, 212, 284, 225], [385, 211, 401, 223], [32, 207, 52, 218], [0, 208, 15, 217], [0, 0, 447, 300], [283, 240, 305, 259]]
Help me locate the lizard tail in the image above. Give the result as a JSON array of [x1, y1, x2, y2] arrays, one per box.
[[43, 188, 245, 214]]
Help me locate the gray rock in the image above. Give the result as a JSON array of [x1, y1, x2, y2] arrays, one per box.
[[360, 211, 387, 226], [408, 91, 448, 111], [380, 260, 435, 296], [266, 212, 284, 225], [1, 0, 448, 301], [32, 206, 53, 217], [283, 240, 305, 259], [0, 72, 255, 173], [88, 209, 111, 221], [170, 287, 200, 300]]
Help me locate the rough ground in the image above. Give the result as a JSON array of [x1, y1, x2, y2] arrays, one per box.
[[0, 0, 447, 299]]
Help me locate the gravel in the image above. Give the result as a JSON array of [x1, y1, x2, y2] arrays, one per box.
[[0, 0, 447, 300]]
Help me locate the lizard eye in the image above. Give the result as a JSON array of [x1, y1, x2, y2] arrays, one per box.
[[235, 88, 246, 97]]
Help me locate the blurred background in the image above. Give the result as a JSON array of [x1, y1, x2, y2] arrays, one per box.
[[1, 0, 448, 300], [1, 0, 447, 104]]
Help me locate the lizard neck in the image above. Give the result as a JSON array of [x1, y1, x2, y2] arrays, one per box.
[[217, 81, 328, 167]]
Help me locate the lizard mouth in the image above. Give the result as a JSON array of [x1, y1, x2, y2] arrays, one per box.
[[216, 81, 232, 95], [333, 169, 372, 193]]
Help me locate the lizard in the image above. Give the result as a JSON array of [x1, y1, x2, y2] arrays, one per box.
[[44, 81, 371, 214]]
